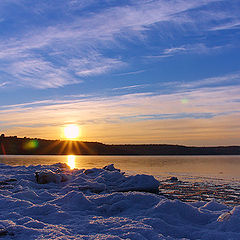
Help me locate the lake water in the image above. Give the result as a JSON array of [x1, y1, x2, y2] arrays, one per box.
[[1, 155, 240, 183]]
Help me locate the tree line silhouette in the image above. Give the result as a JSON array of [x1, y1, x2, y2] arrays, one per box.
[[0, 135, 240, 155]]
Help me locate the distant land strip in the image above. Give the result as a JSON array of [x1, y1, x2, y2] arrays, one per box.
[[0, 136, 240, 155]]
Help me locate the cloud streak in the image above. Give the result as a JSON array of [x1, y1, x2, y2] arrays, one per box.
[[210, 21, 240, 31], [0, 0, 237, 89], [1, 80, 240, 144], [181, 72, 240, 89], [146, 43, 227, 59], [0, 81, 9, 88]]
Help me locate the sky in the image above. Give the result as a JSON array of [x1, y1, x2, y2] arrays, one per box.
[[0, 0, 240, 146]]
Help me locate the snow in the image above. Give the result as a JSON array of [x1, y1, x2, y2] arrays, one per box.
[[0, 163, 240, 239]]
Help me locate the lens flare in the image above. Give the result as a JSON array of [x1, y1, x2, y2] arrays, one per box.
[[23, 140, 39, 150], [67, 155, 76, 169], [181, 98, 189, 104]]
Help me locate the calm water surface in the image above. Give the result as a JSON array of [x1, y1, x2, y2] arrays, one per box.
[[1, 155, 240, 182]]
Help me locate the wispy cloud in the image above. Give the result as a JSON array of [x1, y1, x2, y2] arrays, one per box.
[[1, 80, 240, 144], [146, 43, 226, 59], [70, 54, 124, 77], [163, 47, 187, 55], [210, 21, 240, 31], [181, 72, 240, 89], [112, 84, 148, 91], [0, 0, 235, 89], [120, 112, 216, 121], [114, 70, 145, 76], [0, 81, 9, 88], [6, 58, 81, 89]]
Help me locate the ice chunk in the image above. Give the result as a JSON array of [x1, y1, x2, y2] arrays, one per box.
[[117, 174, 160, 193], [75, 167, 159, 193]]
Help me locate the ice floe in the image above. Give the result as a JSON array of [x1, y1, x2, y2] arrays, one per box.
[[0, 163, 239, 239]]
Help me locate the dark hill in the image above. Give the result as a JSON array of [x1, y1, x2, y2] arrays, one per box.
[[0, 136, 240, 155]]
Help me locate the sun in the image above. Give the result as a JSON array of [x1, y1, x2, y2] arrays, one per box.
[[64, 124, 80, 140]]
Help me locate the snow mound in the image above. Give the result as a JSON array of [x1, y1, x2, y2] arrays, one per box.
[[72, 164, 160, 193], [0, 163, 239, 239]]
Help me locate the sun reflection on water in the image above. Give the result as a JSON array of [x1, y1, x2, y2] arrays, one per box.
[[67, 155, 76, 169]]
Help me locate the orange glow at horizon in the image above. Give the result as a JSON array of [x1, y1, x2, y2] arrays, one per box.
[[64, 124, 80, 140]]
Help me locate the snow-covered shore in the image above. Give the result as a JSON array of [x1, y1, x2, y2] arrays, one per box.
[[0, 163, 240, 240]]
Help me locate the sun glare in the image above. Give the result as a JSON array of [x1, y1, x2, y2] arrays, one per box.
[[64, 124, 80, 140], [67, 155, 76, 169]]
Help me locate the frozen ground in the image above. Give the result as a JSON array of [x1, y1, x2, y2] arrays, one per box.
[[0, 163, 240, 240], [159, 178, 240, 206]]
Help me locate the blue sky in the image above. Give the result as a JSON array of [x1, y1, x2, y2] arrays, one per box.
[[0, 0, 240, 145]]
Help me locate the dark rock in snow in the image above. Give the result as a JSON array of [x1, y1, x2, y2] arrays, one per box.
[[0, 179, 17, 185], [35, 170, 68, 184], [0, 228, 10, 237], [103, 164, 120, 172], [168, 177, 179, 182], [84, 169, 96, 175]]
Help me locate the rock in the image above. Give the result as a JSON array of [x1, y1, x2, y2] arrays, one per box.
[[0, 228, 10, 237], [35, 170, 68, 184], [168, 177, 179, 182], [103, 164, 120, 172], [84, 169, 96, 175], [0, 179, 17, 185], [53, 163, 70, 169]]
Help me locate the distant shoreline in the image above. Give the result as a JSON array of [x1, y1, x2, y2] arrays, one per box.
[[1, 136, 240, 155], [2, 154, 240, 156]]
